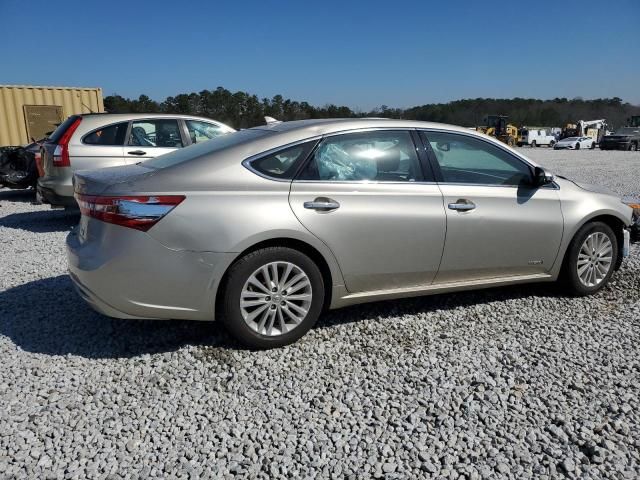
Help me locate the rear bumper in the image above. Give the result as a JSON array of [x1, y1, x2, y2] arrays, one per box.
[[37, 180, 76, 207], [66, 223, 236, 321]]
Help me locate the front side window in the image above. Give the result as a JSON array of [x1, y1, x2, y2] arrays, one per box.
[[249, 141, 317, 179], [421, 131, 532, 186], [186, 120, 228, 144], [298, 130, 421, 182], [83, 122, 128, 145], [129, 119, 183, 148]]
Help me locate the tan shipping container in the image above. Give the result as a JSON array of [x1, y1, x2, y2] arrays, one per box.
[[0, 85, 104, 146]]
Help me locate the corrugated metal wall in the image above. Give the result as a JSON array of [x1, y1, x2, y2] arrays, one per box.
[[0, 85, 104, 146]]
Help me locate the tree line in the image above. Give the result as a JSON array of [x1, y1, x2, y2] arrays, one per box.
[[104, 88, 640, 130]]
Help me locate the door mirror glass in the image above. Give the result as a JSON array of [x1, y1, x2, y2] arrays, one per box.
[[435, 142, 450, 152], [533, 166, 554, 186]]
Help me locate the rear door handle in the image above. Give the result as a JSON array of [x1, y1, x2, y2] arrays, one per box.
[[127, 150, 146, 155], [303, 197, 340, 211], [448, 199, 476, 211]]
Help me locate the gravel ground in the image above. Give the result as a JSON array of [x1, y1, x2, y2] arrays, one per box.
[[1, 148, 639, 479]]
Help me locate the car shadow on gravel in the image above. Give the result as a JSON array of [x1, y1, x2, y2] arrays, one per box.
[[315, 282, 563, 331], [0, 210, 79, 233], [0, 275, 234, 358], [0, 188, 36, 203]]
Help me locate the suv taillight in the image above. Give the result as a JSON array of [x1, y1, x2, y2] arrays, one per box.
[[75, 195, 185, 231], [52, 117, 82, 167]]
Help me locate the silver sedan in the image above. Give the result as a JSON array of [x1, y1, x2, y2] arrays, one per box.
[[67, 119, 634, 348]]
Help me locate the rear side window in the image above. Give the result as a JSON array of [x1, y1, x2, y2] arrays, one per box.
[[47, 115, 81, 143], [129, 119, 183, 148], [248, 141, 317, 179], [83, 122, 128, 145]]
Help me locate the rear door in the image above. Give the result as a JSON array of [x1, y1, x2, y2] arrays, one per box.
[[124, 118, 185, 163], [71, 121, 128, 171], [289, 129, 446, 293]]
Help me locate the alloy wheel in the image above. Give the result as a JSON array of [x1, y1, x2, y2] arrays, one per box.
[[240, 261, 312, 336], [576, 232, 613, 287]]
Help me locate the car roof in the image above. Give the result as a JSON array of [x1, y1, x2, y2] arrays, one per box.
[[79, 112, 222, 121], [250, 117, 475, 137]]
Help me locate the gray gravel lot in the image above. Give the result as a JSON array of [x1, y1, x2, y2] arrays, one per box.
[[1, 148, 639, 479]]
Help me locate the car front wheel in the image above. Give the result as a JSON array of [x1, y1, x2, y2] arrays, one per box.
[[221, 247, 325, 348], [562, 221, 618, 296]]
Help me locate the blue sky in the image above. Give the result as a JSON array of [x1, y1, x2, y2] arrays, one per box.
[[1, 0, 638, 110]]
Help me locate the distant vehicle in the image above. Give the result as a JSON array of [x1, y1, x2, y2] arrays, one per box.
[[38, 113, 235, 207], [599, 127, 640, 151], [517, 128, 556, 148], [476, 115, 518, 146], [66, 118, 634, 348], [560, 119, 607, 144], [554, 136, 596, 150]]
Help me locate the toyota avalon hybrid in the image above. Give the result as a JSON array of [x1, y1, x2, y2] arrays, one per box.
[[67, 119, 634, 348]]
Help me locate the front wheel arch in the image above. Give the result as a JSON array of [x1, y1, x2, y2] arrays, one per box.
[[563, 215, 625, 272]]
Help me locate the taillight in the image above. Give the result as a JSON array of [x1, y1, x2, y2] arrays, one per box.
[[53, 117, 82, 167], [75, 195, 185, 231]]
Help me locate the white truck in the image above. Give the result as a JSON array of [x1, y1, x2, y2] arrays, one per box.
[[517, 128, 556, 147]]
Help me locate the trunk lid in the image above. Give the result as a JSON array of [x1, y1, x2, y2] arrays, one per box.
[[73, 164, 157, 196]]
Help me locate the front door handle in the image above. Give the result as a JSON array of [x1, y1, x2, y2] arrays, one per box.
[[127, 150, 146, 155], [303, 197, 340, 211], [448, 199, 476, 211]]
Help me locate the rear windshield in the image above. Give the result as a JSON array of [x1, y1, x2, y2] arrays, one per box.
[[47, 115, 81, 143], [143, 128, 271, 169]]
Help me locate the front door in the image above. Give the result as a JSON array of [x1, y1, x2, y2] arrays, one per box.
[[289, 129, 446, 293], [419, 130, 564, 283]]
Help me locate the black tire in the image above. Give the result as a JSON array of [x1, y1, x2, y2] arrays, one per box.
[[575, 143, 581, 150], [221, 247, 325, 349], [628, 142, 637, 151], [590, 142, 596, 149], [561, 221, 618, 296], [549, 140, 556, 148], [531, 140, 536, 148]]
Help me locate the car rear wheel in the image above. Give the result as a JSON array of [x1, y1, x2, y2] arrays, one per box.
[[590, 142, 596, 149], [221, 247, 324, 348], [575, 143, 581, 150], [628, 142, 638, 151], [549, 140, 556, 148], [531, 140, 536, 148], [562, 221, 618, 296]]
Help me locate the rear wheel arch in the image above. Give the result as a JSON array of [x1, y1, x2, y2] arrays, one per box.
[[216, 238, 335, 318]]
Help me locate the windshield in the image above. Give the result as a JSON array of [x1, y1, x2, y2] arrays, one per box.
[[615, 127, 639, 135], [143, 129, 271, 169]]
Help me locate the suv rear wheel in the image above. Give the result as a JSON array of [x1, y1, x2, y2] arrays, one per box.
[[221, 247, 325, 348], [562, 222, 618, 296]]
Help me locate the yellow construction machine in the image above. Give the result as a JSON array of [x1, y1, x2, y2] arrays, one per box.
[[476, 115, 518, 146]]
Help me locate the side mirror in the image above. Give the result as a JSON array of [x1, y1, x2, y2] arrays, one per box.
[[436, 142, 450, 152], [533, 166, 554, 187]]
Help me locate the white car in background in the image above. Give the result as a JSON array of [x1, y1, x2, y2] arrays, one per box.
[[554, 136, 596, 150]]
